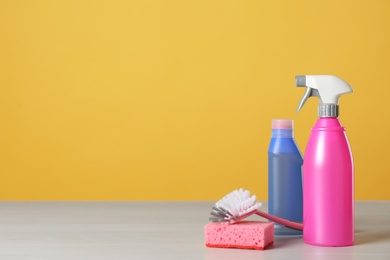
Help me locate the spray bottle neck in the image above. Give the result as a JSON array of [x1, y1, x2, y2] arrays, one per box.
[[318, 104, 339, 117]]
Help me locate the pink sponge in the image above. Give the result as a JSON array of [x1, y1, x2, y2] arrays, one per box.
[[205, 221, 274, 250]]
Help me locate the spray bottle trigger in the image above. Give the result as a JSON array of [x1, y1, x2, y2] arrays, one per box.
[[296, 88, 320, 112]]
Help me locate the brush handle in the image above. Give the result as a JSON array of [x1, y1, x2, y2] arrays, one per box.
[[255, 210, 303, 231]]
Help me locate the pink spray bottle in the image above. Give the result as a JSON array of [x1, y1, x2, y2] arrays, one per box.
[[296, 75, 354, 247]]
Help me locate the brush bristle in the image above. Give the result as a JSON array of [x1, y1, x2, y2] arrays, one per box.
[[209, 188, 262, 223]]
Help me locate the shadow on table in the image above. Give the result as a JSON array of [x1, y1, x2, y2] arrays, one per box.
[[271, 229, 390, 247], [271, 235, 303, 249], [354, 229, 390, 245]]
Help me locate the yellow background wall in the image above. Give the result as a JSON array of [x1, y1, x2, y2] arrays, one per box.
[[0, 0, 389, 200]]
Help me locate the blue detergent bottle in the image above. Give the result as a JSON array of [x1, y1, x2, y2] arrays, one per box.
[[268, 119, 303, 235]]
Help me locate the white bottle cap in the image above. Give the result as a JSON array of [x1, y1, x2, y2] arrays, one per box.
[[272, 119, 293, 130]]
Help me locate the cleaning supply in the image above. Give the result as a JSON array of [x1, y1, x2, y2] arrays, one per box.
[[268, 119, 303, 235], [205, 221, 274, 250], [296, 75, 354, 247], [209, 188, 303, 230]]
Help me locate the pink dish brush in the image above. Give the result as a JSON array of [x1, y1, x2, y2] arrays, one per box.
[[209, 188, 303, 230]]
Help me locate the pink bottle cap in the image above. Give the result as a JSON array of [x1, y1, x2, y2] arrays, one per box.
[[272, 119, 293, 129]]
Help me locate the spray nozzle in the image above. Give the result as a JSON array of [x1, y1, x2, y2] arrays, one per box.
[[295, 75, 353, 117]]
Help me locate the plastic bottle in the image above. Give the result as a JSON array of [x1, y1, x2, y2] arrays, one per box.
[[268, 119, 303, 235], [296, 75, 354, 246]]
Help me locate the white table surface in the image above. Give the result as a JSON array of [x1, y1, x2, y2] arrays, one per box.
[[0, 201, 389, 260]]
